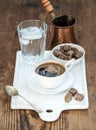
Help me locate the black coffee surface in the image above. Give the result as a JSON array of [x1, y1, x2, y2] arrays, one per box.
[[35, 62, 65, 77]]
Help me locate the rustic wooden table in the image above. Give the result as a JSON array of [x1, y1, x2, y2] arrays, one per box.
[[0, 0, 96, 129]]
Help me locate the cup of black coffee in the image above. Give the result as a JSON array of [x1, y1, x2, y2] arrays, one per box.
[[35, 60, 74, 88]]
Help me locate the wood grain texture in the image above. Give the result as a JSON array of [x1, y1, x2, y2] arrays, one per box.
[[0, 0, 96, 130]]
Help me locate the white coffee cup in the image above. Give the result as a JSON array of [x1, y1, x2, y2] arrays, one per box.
[[34, 59, 75, 89]]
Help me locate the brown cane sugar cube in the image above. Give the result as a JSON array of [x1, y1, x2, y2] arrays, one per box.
[[69, 88, 78, 96], [74, 92, 84, 101], [58, 54, 66, 60], [59, 45, 64, 51], [71, 47, 78, 52], [66, 50, 74, 57], [53, 49, 62, 57], [65, 55, 72, 60], [63, 45, 71, 51], [65, 92, 72, 103], [74, 51, 83, 59], [61, 48, 65, 54], [59, 46, 66, 54]]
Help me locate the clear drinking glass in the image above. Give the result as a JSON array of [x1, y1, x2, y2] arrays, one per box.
[[17, 20, 47, 65]]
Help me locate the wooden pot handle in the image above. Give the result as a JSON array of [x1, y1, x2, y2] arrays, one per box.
[[41, 0, 56, 18]]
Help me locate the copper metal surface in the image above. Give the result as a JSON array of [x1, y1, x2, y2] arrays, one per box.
[[51, 15, 77, 48]]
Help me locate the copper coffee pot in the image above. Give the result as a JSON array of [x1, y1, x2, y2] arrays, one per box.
[[41, 0, 77, 48]]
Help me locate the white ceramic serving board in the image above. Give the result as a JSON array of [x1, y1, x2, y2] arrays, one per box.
[[11, 51, 89, 122]]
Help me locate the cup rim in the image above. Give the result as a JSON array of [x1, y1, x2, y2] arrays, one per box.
[[35, 61, 66, 79], [17, 19, 48, 39], [17, 19, 47, 27], [52, 15, 76, 28]]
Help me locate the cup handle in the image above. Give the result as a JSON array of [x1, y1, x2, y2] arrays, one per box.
[[65, 58, 75, 71]]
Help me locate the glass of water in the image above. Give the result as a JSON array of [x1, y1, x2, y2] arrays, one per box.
[[17, 20, 47, 65]]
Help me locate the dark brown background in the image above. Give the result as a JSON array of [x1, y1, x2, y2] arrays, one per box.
[[0, 0, 96, 130]]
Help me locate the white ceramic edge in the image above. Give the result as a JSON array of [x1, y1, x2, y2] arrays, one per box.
[[11, 51, 89, 122], [51, 43, 85, 64]]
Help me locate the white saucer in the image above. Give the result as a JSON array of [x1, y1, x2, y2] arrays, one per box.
[[27, 72, 73, 94]]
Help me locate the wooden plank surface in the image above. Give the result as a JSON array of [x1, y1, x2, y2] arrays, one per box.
[[0, 0, 96, 129]]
